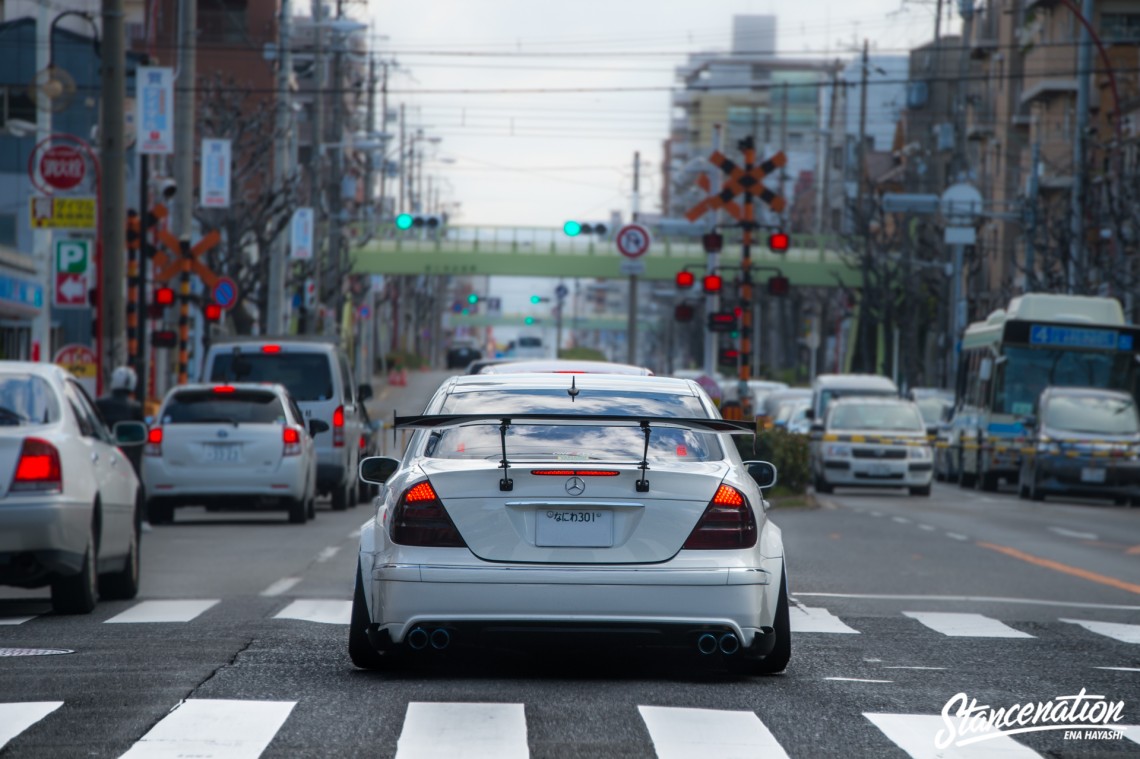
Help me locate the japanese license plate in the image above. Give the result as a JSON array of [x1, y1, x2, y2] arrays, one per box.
[[536, 509, 613, 547], [205, 444, 241, 463], [868, 463, 892, 477], [1080, 467, 1106, 483]]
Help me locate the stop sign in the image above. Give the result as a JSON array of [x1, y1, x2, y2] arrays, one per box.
[[39, 145, 85, 191]]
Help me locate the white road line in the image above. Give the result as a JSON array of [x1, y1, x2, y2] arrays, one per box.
[[903, 611, 1033, 638], [396, 702, 527, 759], [273, 600, 351, 625], [825, 677, 893, 683], [1061, 618, 1140, 644], [1048, 526, 1099, 540], [869, 511, 884, 517], [0, 702, 62, 751], [918, 524, 936, 531], [794, 592, 1140, 611], [348, 528, 362, 539], [259, 578, 301, 597], [892, 516, 912, 524], [120, 699, 295, 759], [0, 615, 35, 625], [315, 547, 340, 563], [882, 666, 947, 670], [789, 606, 860, 634], [104, 600, 220, 624], [1123, 725, 1140, 746], [946, 533, 969, 541], [639, 705, 789, 759], [864, 713, 1042, 758], [1095, 667, 1140, 672]]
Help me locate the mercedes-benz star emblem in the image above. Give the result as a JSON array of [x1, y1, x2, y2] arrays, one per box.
[[217, 429, 229, 439], [564, 476, 586, 496]]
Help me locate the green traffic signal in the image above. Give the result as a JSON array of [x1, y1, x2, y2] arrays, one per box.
[[467, 293, 479, 304], [563, 220, 582, 237], [395, 213, 413, 230], [530, 295, 541, 304], [524, 316, 535, 325]]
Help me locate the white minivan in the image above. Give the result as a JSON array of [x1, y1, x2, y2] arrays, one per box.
[[201, 337, 370, 510]]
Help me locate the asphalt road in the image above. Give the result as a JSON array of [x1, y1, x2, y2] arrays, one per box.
[[2, 370, 1138, 757]]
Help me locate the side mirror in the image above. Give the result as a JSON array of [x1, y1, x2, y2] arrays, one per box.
[[309, 419, 330, 436], [744, 460, 778, 490], [360, 456, 400, 484], [113, 421, 148, 446], [358, 383, 374, 402], [804, 408, 815, 420]]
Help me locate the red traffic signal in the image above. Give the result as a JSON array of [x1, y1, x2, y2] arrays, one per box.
[[204, 303, 222, 322], [768, 232, 790, 252], [151, 330, 177, 348], [767, 276, 790, 297], [675, 270, 695, 289], [701, 232, 723, 253], [707, 311, 737, 333], [674, 303, 695, 322], [154, 287, 175, 307], [717, 347, 741, 365], [702, 273, 723, 294]]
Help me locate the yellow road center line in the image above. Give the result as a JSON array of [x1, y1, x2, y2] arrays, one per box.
[[976, 542, 1140, 596]]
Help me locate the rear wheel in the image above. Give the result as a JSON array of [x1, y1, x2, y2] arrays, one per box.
[[733, 563, 790, 676], [909, 485, 931, 497], [978, 467, 999, 492], [1029, 467, 1045, 502], [148, 499, 174, 525], [331, 482, 350, 511], [52, 525, 97, 614], [288, 496, 308, 524], [349, 565, 402, 670], [813, 473, 833, 494], [99, 498, 140, 600]]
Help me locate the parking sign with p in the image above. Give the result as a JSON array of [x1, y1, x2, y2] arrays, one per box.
[[54, 239, 91, 308]]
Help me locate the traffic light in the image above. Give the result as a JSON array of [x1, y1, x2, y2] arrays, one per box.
[[467, 293, 479, 305], [524, 316, 540, 325], [767, 276, 790, 297], [707, 311, 737, 333], [395, 213, 442, 230], [151, 329, 177, 348], [674, 303, 695, 322], [530, 295, 551, 304], [768, 232, 790, 253], [702, 273, 723, 294], [154, 287, 175, 307], [675, 271, 695, 289], [701, 232, 723, 253], [717, 347, 741, 365], [126, 212, 141, 251], [563, 221, 608, 237], [204, 303, 222, 322]]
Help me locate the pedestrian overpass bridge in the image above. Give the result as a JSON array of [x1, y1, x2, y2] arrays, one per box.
[[351, 226, 862, 287]]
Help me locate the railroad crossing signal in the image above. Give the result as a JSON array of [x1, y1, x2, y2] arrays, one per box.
[[684, 144, 787, 224]]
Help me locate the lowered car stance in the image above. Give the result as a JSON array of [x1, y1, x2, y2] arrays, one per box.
[[351, 373, 789, 675]]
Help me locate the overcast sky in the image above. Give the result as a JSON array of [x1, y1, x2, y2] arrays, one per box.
[[368, 0, 961, 228]]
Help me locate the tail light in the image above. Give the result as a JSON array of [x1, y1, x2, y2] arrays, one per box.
[[11, 437, 62, 493], [283, 426, 302, 456], [145, 427, 163, 456], [359, 434, 368, 451], [682, 484, 757, 550], [332, 405, 345, 447], [390, 480, 467, 547]]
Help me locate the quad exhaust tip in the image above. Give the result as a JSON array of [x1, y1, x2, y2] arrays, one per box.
[[696, 633, 718, 655], [718, 633, 740, 655], [430, 628, 451, 650], [406, 627, 429, 650], [407, 627, 451, 651]]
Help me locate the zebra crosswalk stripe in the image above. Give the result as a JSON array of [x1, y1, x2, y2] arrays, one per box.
[[119, 699, 295, 759], [864, 713, 1043, 758], [0, 702, 62, 751], [639, 705, 790, 759], [395, 702, 528, 759], [789, 605, 860, 634], [903, 611, 1035, 638], [1060, 618, 1140, 644], [104, 600, 220, 624], [272, 599, 352, 625]]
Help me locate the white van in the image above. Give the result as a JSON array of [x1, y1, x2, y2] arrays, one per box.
[[200, 337, 370, 511], [808, 373, 900, 423]]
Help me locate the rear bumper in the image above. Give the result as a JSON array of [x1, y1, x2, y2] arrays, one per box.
[[1035, 456, 1140, 498], [0, 497, 91, 586], [143, 457, 307, 501], [820, 459, 933, 487]]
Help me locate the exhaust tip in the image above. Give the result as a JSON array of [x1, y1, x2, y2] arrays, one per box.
[[430, 628, 451, 650], [696, 633, 718, 655], [719, 633, 740, 655], [406, 627, 429, 651]]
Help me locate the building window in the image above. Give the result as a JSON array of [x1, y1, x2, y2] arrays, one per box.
[[1102, 14, 1140, 41], [0, 214, 15, 247], [198, 0, 248, 44]]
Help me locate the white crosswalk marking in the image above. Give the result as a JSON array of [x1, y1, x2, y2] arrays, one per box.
[[639, 705, 789, 759], [864, 713, 1042, 758], [903, 612, 1034, 638], [789, 605, 860, 634], [120, 699, 295, 759], [272, 600, 351, 625], [395, 702, 527, 759], [1060, 618, 1140, 644], [0, 615, 35, 625], [0, 702, 62, 751], [1123, 725, 1140, 746], [104, 600, 220, 624]]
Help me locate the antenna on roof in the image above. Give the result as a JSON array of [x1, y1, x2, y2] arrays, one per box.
[[567, 375, 579, 402]]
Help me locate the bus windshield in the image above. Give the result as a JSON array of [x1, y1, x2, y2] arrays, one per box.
[[995, 347, 1136, 416]]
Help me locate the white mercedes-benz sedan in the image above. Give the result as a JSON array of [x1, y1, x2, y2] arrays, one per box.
[[352, 373, 789, 675]]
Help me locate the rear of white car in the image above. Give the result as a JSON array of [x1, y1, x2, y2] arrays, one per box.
[[351, 375, 788, 675], [142, 383, 317, 523]]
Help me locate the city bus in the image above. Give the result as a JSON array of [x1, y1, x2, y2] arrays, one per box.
[[948, 294, 1140, 490]]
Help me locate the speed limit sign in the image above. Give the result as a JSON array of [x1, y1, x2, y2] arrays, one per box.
[[615, 224, 651, 258]]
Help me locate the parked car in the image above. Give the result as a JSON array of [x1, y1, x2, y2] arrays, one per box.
[[446, 339, 482, 370], [0, 362, 147, 613], [351, 373, 789, 676], [1018, 387, 1140, 504], [201, 337, 370, 510], [143, 383, 323, 524], [811, 396, 934, 496], [757, 388, 811, 429]]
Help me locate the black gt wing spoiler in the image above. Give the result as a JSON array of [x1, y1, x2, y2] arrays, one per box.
[[392, 413, 754, 494]]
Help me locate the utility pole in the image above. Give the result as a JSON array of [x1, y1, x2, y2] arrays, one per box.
[[306, 0, 325, 334], [363, 55, 377, 230], [327, 0, 345, 336], [627, 150, 640, 365], [173, 0, 196, 380], [1070, 0, 1094, 293], [32, 3, 51, 362], [101, 0, 127, 386], [703, 125, 722, 377], [376, 60, 389, 222], [1024, 140, 1040, 291], [817, 64, 840, 235], [267, 0, 293, 335], [779, 81, 789, 228], [855, 39, 870, 373], [398, 104, 406, 214]]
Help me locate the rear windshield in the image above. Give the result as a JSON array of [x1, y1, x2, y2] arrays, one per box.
[[209, 352, 333, 402], [162, 390, 285, 424], [1044, 395, 1139, 435], [426, 424, 721, 463], [828, 403, 924, 432], [0, 374, 60, 425], [819, 387, 896, 417], [439, 388, 709, 417]]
